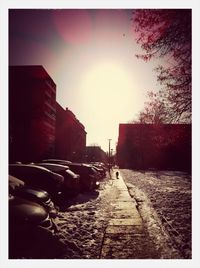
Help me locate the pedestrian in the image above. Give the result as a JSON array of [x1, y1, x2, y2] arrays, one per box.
[[116, 171, 119, 179]]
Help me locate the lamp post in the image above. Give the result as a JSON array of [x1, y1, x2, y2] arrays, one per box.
[[108, 139, 112, 171], [110, 148, 113, 166]]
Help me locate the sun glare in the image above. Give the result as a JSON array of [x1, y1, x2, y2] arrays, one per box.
[[80, 61, 136, 119], [79, 61, 139, 150]]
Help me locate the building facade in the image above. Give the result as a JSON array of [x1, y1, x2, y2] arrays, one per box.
[[9, 65, 56, 162], [117, 124, 191, 171], [55, 103, 86, 162]]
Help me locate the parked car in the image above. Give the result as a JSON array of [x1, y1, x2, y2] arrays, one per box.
[[9, 164, 64, 203], [9, 195, 65, 258], [42, 159, 72, 165], [84, 163, 106, 179], [9, 175, 57, 216], [90, 162, 107, 177], [9, 174, 25, 188], [63, 163, 99, 191], [32, 163, 80, 195], [40, 159, 99, 191]]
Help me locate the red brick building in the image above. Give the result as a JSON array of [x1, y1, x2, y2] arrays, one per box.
[[9, 65, 56, 162], [55, 103, 86, 162], [117, 124, 191, 171]]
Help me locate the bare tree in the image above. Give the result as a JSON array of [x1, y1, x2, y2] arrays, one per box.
[[133, 9, 191, 123]]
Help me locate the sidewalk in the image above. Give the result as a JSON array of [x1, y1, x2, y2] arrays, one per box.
[[100, 169, 160, 259]]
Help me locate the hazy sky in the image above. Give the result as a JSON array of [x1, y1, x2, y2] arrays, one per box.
[[9, 9, 162, 152]]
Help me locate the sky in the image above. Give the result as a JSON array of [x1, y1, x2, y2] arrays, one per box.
[[9, 9, 163, 152]]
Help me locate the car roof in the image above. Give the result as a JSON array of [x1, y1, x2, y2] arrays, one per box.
[[42, 159, 72, 163], [34, 163, 69, 170], [9, 164, 52, 173]]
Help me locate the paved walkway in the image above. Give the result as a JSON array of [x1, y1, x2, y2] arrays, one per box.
[[100, 169, 160, 259]]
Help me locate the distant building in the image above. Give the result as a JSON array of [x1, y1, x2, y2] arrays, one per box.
[[117, 124, 191, 171], [85, 146, 107, 163], [9, 65, 56, 162], [55, 103, 86, 162]]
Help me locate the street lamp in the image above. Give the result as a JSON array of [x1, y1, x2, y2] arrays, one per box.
[[108, 139, 112, 171], [110, 148, 113, 167]]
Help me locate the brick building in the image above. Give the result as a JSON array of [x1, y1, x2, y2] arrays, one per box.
[[9, 65, 56, 162], [55, 103, 86, 162], [117, 124, 191, 171]]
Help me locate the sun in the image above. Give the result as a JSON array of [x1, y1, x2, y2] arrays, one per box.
[[77, 60, 140, 150], [79, 61, 137, 120]]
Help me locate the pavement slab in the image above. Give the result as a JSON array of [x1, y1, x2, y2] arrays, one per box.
[[110, 209, 141, 219], [108, 218, 143, 226], [113, 201, 137, 210], [105, 225, 144, 234]]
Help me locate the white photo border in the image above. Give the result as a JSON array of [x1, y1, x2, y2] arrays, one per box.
[[1, 1, 199, 268]]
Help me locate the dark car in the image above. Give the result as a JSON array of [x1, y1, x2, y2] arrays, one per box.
[[9, 164, 64, 202], [9, 175, 57, 216], [9, 195, 65, 258], [90, 162, 107, 178], [40, 159, 99, 191], [42, 159, 72, 165], [63, 163, 99, 191], [32, 163, 80, 195], [83, 163, 106, 179], [9, 174, 25, 188], [93, 166, 106, 178]]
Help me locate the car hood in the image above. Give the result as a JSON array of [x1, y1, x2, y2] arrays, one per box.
[[9, 196, 48, 224]]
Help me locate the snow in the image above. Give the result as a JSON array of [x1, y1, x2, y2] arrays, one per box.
[[120, 169, 191, 259], [12, 170, 191, 259], [54, 175, 117, 259], [53, 169, 191, 259]]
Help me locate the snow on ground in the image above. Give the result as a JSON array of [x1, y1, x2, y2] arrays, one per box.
[[120, 169, 192, 259], [23, 169, 191, 259], [54, 174, 117, 259]]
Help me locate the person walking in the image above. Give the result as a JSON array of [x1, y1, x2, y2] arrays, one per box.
[[116, 171, 119, 179]]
